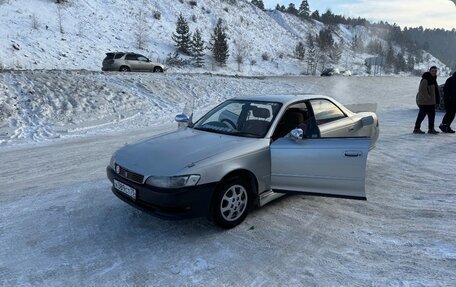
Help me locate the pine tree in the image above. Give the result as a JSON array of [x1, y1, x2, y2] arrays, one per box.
[[317, 28, 334, 52], [350, 35, 363, 54], [306, 33, 317, 75], [287, 3, 298, 15], [172, 13, 191, 55], [294, 41, 305, 60], [394, 52, 407, 73], [407, 54, 415, 72], [298, 1, 310, 19], [329, 41, 342, 65], [191, 29, 205, 67], [385, 43, 395, 73], [275, 4, 286, 12], [210, 19, 229, 66], [251, 0, 264, 10], [311, 10, 320, 21]]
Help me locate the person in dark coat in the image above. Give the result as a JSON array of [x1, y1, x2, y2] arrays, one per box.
[[429, 66, 441, 107], [414, 71, 439, 134], [439, 71, 456, 133]]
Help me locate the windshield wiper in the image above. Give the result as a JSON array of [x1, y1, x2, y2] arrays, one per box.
[[230, 131, 262, 138], [194, 126, 231, 135], [194, 127, 261, 138]]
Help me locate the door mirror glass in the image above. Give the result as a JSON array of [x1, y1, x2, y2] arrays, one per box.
[[290, 128, 304, 140], [175, 113, 193, 128], [175, 113, 189, 123], [361, 115, 374, 126]]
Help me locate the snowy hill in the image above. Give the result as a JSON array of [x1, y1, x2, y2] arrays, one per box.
[[0, 0, 450, 75]]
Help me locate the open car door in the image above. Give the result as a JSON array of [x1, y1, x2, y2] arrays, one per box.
[[270, 137, 370, 199]]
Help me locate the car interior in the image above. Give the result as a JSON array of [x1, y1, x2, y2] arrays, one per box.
[[271, 102, 321, 141], [238, 106, 271, 136]]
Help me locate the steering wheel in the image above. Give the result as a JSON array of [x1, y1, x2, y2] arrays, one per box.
[[221, 119, 236, 129]]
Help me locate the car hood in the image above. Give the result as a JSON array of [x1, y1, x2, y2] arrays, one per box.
[[114, 128, 258, 176]]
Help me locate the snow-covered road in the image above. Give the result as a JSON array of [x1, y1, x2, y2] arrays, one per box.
[[1, 74, 455, 286]]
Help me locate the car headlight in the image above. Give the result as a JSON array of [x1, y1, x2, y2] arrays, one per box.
[[109, 156, 116, 169], [145, 175, 200, 188]]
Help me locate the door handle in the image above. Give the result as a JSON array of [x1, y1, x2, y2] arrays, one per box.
[[345, 151, 362, 157]]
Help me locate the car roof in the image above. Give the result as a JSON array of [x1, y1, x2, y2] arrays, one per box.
[[231, 94, 332, 105]]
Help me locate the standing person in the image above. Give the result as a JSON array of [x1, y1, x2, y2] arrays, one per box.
[[414, 71, 439, 134], [439, 71, 456, 133], [430, 66, 441, 109]]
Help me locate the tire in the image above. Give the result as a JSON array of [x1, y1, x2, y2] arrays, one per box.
[[153, 66, 163, 73], [211, 177, 251, 229], [119, 66, 130, 72]]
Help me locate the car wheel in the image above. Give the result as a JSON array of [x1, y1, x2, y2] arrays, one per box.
[[119, 66, 130, 72], [153, 66, 163, 73], [212, 177, 250, 229]]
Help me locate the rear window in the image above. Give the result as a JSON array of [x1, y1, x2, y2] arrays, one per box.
[[104, 53, 115, 60], [114, 53, 125, 59], [310, 99, 346, 125]]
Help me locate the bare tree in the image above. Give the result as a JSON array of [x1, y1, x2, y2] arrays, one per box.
[[135, 10, 148, 50], [57, 5, 64, 34], [31, 13, 39, 30], [234, 36, 249, 72]]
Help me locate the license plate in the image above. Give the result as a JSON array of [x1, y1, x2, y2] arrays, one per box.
[[114, 179, 136, 200]]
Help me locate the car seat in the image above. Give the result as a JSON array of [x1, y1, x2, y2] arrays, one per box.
[[272, 108, 308, 140], [241, 107, 271, 136]]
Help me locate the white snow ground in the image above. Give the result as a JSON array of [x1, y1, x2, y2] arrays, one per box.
[[1, 72, 455, 286]]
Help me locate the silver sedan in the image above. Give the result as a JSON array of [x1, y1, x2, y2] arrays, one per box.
[[107, 94, 379, 229]]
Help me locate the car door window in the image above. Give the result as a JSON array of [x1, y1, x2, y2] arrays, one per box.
[[137, 56, 148, 62], [272, 103, 309, 140], [310, 99, 346, 125], [125, 54, 138, 61]]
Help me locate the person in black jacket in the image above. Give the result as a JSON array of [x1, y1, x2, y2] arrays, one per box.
[[439, 71, 456, 133], [414, 72, 439, 134]]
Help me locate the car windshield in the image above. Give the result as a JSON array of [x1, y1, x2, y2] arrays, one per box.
[[193, 100, 282, 138]]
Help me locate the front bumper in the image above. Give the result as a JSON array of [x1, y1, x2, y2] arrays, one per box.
[[107, 166, 216, 219]]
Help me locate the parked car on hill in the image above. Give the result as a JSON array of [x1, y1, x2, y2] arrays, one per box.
[[321, 68, 337, 76], [320, 68, 351, 77], [102, 52, 165, 72], [107, 94, 379, 229]]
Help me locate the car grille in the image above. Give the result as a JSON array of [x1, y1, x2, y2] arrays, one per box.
[[115, 164, 144, 184]]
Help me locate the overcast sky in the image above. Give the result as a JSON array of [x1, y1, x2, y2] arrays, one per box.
[[263, 0, 456, 30]]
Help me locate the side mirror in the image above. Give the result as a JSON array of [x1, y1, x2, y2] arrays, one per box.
[[175, 113, 189, 123], [175, 113, 193, 127], [361, 115, 374, 126], [290, 128, 304, 140]]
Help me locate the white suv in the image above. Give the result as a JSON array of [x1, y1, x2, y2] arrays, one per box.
[[102, 52, 165, 72]]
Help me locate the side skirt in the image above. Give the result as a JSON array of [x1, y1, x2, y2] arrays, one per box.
[[272, 189, 367, 200]]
